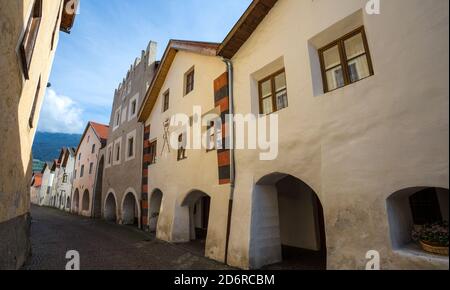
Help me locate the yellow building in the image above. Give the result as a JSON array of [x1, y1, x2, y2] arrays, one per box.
[[0, 0, 78, 269]]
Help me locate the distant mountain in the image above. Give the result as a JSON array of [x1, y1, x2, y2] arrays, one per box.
[[32, 132, 81, 162]]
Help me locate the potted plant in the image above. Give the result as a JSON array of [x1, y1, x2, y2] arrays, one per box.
[[412, 221, 449, 256]]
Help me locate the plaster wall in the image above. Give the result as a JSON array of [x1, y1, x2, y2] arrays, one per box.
[[72, 126, 102, 217], [0, 0, 66, 269], [144, 50, 230, 262], [226, 0, 449, 270]]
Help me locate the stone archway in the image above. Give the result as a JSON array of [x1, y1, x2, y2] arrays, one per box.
[[386, 187, 449, 253], [66, 195, 71, 211], [250, 173, 327, 270], [82, 189, 90, 212], [149, 189, 163, 233], [93, 156, 104, 219], [176, 190, 212, 255], [122, 191, 140, 227], [72, 189, 80, 214], [104, 192, 117, 222]]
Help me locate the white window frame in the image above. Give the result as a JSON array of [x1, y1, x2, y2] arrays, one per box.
[[113, 137, 122, 166], [113, 106, 121, 131], [128, 93, 139, 121], [121, 106, 127, 124], [125, 130, 137, 162], [106, 143, 113, 168]]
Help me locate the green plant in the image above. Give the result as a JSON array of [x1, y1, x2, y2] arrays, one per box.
[[412, 221, 449, 247]]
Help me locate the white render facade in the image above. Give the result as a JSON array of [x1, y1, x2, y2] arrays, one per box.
[[136, 0, 449, 270], [222, 0, 449, 270]]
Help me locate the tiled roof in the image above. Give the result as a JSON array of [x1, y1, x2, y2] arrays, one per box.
[[217, 0, 278, 59], [32, 173, 42, 187], [138, 40, 220, 122], [90, 121, 109, 142]]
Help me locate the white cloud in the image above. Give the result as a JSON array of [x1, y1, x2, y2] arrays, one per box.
[[37, 89, 84, 134]]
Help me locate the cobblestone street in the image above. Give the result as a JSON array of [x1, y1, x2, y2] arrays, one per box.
[[23, 205, 232, 270]]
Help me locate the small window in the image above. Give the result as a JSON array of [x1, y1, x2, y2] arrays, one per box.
[[78, 153, 81, 160], [319, 26, 374, 93], [51, 2, 62, 51], [258, 69, 288, 115], [87, 135, 90, 143], [128, 95, 139, 121], [131, 100, 137, 115], [184, 67, 195, 95], [62, 174, 68, 183], [149, 140, 157, 165], [163, 90, 170, 112], [29, 77, 41, 128], [177, 133, 187, 161], [89, 162, 93, 175], [80, 165, 84, 178], [114, 108, 121, 129], [74, 170, 77, 179], [116, 144, 121, 161], [107, 147, 112, 165], [19, 0, 42, 79], [128, 137, 134, 158], [91, 144, 96, 154], [206, 121, 216, 152]]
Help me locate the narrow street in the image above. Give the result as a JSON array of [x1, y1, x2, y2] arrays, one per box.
[[23, 205, 232, 270]]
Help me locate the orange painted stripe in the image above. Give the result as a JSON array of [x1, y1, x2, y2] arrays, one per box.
[[217, 150, 230, 167], [216, 97, 229, 113], [214, 72, 228, 91], [219, 179, 231, 185]]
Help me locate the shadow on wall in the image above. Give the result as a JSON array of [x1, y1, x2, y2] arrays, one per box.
[[0, 0, 32, 270]]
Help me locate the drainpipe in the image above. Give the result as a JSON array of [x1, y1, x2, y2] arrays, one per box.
[[222, 58, 235, 265]]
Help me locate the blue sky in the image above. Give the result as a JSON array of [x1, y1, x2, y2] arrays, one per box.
[[37, 0, 252, 134]]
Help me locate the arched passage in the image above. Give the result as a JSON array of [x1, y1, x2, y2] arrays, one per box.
[[104, 192, 117, 222], [387, 187, 449, 253], [66, 195, 71, 210], [251, 173, 327, 270], [73, 189, 80, 213], [179, 190, 211, 254], [149, 189, 163, 233], [93, 156, 104, 219], [122, 191, 140, 227], [82, 190, 90, 212]]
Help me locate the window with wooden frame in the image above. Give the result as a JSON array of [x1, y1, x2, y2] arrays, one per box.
[[258, 69, 288, 115], [51, 2, 63, 51], [127, 136, 134, 158], [319, 26, 374, 93], [149, 140, 157, 165], [184, 67, 195, 95], [29, 76, 41, 128], [177, 133, 187, 161], [20, 0, 42, 79], [162, 90, 170, 112], [116, 143, 121, 161]]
